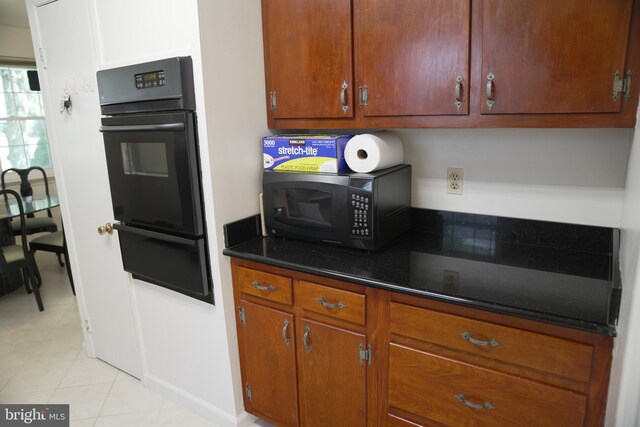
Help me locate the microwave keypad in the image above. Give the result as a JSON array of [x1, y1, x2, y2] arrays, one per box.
[[350, 193, 371, 237]]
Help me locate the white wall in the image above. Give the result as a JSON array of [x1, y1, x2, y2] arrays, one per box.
[[87, 0, 265, 425], [606, 103, 640, 426], [396, 128, 632, 227], [0, 25, 34, 61], [196, 0, 268, 422]]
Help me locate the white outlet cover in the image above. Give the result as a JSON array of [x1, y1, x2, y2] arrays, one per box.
[[447, 167, 464, 195]]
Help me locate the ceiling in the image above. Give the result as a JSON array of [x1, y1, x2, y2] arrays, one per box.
[[0, 0, 31, 28]]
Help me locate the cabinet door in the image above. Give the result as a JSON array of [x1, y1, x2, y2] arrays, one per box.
[[297, 318, 367, 426], [359, 0, 471, 116], [263, 0, 354, 119], [481, 0, 633, 114], [238, 300, 298, 426]]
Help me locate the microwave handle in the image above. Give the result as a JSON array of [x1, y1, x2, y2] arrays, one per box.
[[112, 222, 198, 246], [99, 123, 185, 133]]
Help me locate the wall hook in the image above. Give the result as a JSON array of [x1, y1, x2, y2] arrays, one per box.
[[60, 91, 72, 114]]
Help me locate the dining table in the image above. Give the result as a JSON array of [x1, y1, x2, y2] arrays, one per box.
[[0, 194, 60, 296]]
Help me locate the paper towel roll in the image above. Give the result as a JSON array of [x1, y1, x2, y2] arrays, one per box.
[[344, 131, 404, 173]]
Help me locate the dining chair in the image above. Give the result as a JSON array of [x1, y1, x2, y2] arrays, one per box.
[[30, 230, 75, 295], [1, 167, 58, 236], [1, 167, 62, 266], [0, 189, 44, 311]]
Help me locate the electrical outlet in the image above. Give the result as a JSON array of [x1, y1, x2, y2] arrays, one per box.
[[447, 167, 464, 195]]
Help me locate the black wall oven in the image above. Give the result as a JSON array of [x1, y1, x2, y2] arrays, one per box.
[[97, 57, 213, 304]]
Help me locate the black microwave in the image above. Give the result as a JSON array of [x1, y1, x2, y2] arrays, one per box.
[[263, 164, 411, 251]]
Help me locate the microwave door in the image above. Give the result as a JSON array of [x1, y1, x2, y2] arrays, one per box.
[[274, 188, 333, 231], [264, 178, 351, 244]]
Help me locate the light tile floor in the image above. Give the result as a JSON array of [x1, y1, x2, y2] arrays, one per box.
[[0, 251, 268, 427]]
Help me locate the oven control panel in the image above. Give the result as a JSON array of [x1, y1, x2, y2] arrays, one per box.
[[135, 70, 166, 89]]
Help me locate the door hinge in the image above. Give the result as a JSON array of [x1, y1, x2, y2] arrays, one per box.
[[358, 85, 368, 107], [84, 319, 91, 333], [613, 70, 632, 102], [38, 48, 47, 69], [238, 307, 246, 326], [269, 90, 277, 111], [359, 343, 371, 366], [245, 383, 252, 402]]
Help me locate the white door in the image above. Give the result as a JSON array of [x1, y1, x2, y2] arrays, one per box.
[[27, 0, 142, 377]]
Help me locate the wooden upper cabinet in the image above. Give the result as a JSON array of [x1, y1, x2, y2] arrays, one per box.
[[358, 0, 471, 116], [481, 0, 634, 114], [262, 0, 354, 119], [261, 0, 639, 127]]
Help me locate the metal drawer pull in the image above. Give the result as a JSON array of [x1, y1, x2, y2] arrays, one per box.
[[340, 80, 349, 113], [455, 394, 495, 411], [455, 74, 463, 112], [303, 325, 312, 353], [316, 297, 346, 310], [486, 71, 495, 110], [459, 332, 500, 347], [251, 281, 276, 292], [282, 318, 291, 347]]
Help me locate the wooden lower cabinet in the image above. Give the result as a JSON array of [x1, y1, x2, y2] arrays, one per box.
[[385, 295, 614, 427], [389, 344, 586, 427], [230, 258, 614, 427], [231, 258, 372, 426], [297, 318, 367, 426], [236, 300, 298, 426]]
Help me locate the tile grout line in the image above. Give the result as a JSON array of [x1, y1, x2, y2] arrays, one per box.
[[95, 370, 121, 422]]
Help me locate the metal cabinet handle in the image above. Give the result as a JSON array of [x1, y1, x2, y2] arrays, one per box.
[[303, 325, 312, 353], [486, 71, 495, 110], [282, 318, 291, 347], [340, 80, 349, 113], [460, 332, 500, 347], [316, 297, 346, 310], [97, 222, 113, 235], [455, 74, 463, 112], [251, 281, 276, 292], [455, 394, 495, 411], [358, 84, 368, 107]]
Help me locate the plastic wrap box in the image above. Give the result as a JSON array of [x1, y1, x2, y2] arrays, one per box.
[[263, 134, 353, 173]]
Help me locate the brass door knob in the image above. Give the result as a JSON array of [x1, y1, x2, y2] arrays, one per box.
[[97, 222, 113, 235]]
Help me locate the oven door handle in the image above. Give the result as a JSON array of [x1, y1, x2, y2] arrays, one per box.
[[99, 123, 185, 133], [112, 222, 198, 246]]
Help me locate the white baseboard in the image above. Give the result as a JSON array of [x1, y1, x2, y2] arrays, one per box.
[[143, 372, 258, 427]]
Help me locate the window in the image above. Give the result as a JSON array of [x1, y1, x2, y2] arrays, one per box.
[[0, 65, 52, 171]]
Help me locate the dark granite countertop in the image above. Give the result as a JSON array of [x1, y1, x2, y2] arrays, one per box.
[[223, 209, 621, 336]]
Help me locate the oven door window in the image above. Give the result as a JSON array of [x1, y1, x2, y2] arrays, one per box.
[[121, 142, 169, 177], [273, 188, 332, 230], [101, 112, 203, 236]]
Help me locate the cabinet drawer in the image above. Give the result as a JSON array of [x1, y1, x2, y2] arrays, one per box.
[[296, 280, 365, 325], [389, 344, 587, 427], [390, 302, 592, 383], [237, 266, 293, 305]]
